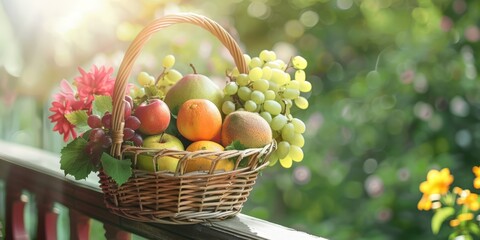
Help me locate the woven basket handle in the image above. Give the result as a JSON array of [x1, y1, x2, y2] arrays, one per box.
[[110, 13, 248, 157]]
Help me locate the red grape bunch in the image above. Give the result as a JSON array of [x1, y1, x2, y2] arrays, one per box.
[[85, 96, 142, 166]]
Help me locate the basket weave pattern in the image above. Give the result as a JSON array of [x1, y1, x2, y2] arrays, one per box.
[[99, 13, 275, 224]]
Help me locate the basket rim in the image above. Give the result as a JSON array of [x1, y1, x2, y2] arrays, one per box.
[[123, 140, 276, 176], [99, 158, 270, 180]]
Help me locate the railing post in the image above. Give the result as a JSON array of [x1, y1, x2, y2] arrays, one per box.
[[5, 186, 29, 240], [104, 223, 131, 240], [69, 209, 90, 240], [1, 219, 3, 239], [36, 198, 58, 240]]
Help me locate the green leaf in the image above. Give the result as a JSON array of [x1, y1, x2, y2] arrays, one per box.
[[92, 95, 112, 116], [100, 153, 132, 186], [60, 137, 95, 180], [225, 140, 247, 151], [468, 221, 480, 236], [65, 110, 89, 132], [225, 140, 249, 167], [449, 232, 459, 240], [432, 207, 455, 234], [81, 129, 91, 141]]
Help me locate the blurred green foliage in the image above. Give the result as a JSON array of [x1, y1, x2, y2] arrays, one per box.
[[233, 0, 480, 239], [1, 0, 480, 239]]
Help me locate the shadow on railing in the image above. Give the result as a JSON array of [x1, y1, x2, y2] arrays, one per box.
[[0, 140, 324, 240]]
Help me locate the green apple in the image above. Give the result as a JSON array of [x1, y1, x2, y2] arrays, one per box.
[[136, 133, 184, 172]]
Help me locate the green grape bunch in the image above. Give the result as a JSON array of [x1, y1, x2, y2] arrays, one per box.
[[222, 50, 312, 168], [132, 54, 183, 106]]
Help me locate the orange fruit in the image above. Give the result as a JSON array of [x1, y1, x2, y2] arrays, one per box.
[[221, 111, 272, 148], [184, 140, 234, 172], [176, 99, 222, 141]]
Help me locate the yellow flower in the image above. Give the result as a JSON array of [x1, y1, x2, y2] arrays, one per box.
[[474, 178, 480, 189], [418, 168, 453, 211], [458, 212, 474, 221], [456, 188, 480, 211], [450, 219, 460, 227], [417, 194, 433, 211], [473, 166, 480, 176], [453, 186, 463, 195], [450, 213, 474, 227], [473, 166, 480, 189], [419, 168, 454, 195]]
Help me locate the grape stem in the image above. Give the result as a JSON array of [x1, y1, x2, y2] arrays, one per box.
[[226, 70, 233, 82], [232, 94, 243, 109], [282, 99, 291, 116], [225, 70, 244, 109], [284, 56, 293, 72], [155, 68, 167, 86]]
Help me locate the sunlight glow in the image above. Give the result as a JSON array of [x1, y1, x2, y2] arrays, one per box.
[[18, 0, 108, 31], [48, 0, 109, 35]]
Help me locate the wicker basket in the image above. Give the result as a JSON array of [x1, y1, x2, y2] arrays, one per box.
[[100, 13, 276, 224]]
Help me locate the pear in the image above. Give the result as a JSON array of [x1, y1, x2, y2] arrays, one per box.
[[164, 72, 224, 116]]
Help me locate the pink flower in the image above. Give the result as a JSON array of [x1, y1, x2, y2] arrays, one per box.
[[74, 65, 115, 105], [49, 99, 82, 142], [49, 80, 84, 142], [49, 79, 89, 141], [53, 79, 76, 102], [49, 64, 122, 141]]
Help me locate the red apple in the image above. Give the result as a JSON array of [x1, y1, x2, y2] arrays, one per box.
[[134, 99, 171, 135]]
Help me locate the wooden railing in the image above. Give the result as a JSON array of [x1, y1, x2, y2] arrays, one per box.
[[0, 140, 324, 240]]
